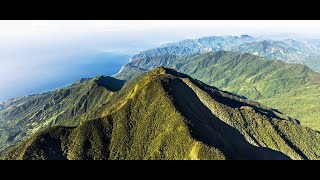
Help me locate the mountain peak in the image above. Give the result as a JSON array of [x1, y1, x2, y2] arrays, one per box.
[[93, 76, 126, 92], [5, 67, 320, 160], [71, 76, 125, 92], [151, 66, 180, 75], [151, 66, 168, 74], [150, 66, 190, 79]]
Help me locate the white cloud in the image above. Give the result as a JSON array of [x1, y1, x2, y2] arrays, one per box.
[[1, 20, 320, 39], [0, 20, 319, 54]]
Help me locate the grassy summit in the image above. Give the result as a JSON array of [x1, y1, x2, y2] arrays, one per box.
[[4, 67, 320, 160]]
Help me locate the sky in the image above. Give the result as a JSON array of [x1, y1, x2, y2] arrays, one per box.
[[1, 20, 320, 102]]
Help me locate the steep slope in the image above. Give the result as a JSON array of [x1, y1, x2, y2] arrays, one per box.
[[4, 67, 320, 160], [231, 40, 304, 61], [178, 52, 320, 99], [0, 76, 125, 153], [258, 85, 320, 130], [115, 51, 320, 130], [230, 39, 320, 71]]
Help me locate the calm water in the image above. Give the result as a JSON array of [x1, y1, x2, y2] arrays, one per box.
[[0, 52, 130, 102]]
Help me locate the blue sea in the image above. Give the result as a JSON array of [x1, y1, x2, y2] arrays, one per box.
[[0, 52, 131, 102]]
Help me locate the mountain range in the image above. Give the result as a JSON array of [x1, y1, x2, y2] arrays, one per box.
[[116, 35, 320, 131], [230, 40, 316, 62], [2, 67, 320, 160], [116, 51, 320, 131], [1, 34, 320, 160], [130, 35, 256, 61], [131, 35, 320, 72]]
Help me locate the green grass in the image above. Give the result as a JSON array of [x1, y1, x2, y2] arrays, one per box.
[[259, 85, 320, 130]]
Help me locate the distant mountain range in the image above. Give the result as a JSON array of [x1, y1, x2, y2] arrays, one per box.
[[131, 35, 256, 61], [3, 67, 320, 160], [131, 35, 320, 72], [230, 39, 317, 62]]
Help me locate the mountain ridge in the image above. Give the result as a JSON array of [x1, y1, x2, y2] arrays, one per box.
[[115, 51, 320, 130], [2, 34, 320, 160], [131, 35, 256, 62], [3, 67, 320, 160], [230, 39, 319, 64], [129, 35, 320, 72]]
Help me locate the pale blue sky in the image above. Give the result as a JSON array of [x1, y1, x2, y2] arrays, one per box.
[[1, 20, 320, 101]]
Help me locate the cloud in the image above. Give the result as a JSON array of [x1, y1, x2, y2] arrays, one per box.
[[1, 20, 320, 44]]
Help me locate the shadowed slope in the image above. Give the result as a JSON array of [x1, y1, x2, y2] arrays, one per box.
[[163, 78, 290, 160]]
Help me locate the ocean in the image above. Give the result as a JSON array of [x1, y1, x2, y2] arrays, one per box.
[[0, 52, 131, 102]]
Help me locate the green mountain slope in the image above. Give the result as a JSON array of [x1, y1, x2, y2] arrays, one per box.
[[115, 51, 320, 130], [258, 85, 320, 130], [302, 55, 320, 73], [0, 76, 125, 153], [3, 67, 320, 160]]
